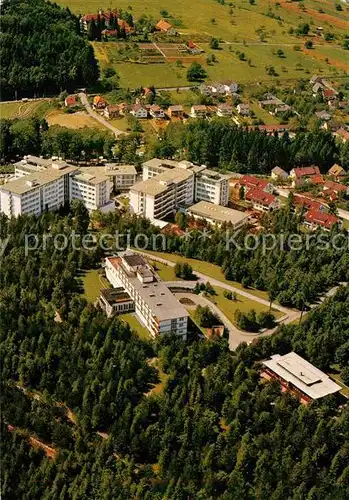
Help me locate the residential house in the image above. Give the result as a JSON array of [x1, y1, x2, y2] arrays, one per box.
[[245, 189, 280, 212], [190, 105, 207, 118], [118, 102, 129, 115], [156, 19, 177, 35], [323, 180, 349, 197], [328, 164, 346, 179], [271, 167, 288, 181], [221, 80, 239, 94], [209, 82, 227, 95], [273, 104, 291, 116], [315, 110, 331, 121], [236, 103, 250, 116], [335, 128, 349, 143], [312, 82, 324, 95], [142, 87, 155, 100], [168, 105, 184, 119], [322, 88, 338, 100], [310, 75, 322, 85], [216, 103, 233, 117], [289, 166, 321, 187], [93, 95, 107, 109], [304, 209, 341, 231], [293, 195, 325, 213], [80, 9, 118, 32], [200, 84, 212, 96], [187, 40, 202, 54], [130, 104, 148, 119], [239, 175, 275, 194], [65, 95, 77, 107], [104, 105, 121, 119], [118, 18, 134, 34], [149, 105, 165, 119], [258, 97, 283, 109]]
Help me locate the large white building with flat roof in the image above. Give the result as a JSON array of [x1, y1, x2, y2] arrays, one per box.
[[130, 158, 230, 220], [0, 157, 119, 217], [105, 251, 188, 338], [187, 201, 249, 229], [262, 352, 341, 403]]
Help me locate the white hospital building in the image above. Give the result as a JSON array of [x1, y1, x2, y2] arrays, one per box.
[[130, 158, 230, 220], [0, 156, 138, 217], [104, 251, 188, 338]]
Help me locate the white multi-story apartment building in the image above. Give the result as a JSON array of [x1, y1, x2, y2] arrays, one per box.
[[70, 172, 112, 212], [0, 164, 77, 217], [195, 169, 230, 206], [104, 164, 138, 190], [0, 160, 116, 217], [130, 158, 230, 219], [130, 167, 194, 220], [105, 252, 188, 338]]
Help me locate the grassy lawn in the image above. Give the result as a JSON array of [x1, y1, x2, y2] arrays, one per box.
[[328, 365, 349, 399], [207, 286, 284, 324], [80, 269, 110, 302], [142, 249, 269, 300], [120, 313, 151, 340], [148, 260, 179, 281], [0, 99, 54, 119], [147, 358, 170, 395]]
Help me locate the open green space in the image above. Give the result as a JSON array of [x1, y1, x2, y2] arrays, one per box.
[[141, 250, 269, 300], [148, 260, 179, 281], [80, 269, 110, 302], [0, 100, 55, 120], [207, 285, 283, 323], [120, 313, 151, 340]]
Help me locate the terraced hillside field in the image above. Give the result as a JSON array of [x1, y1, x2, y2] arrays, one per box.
[[58, 0, 349, 87]]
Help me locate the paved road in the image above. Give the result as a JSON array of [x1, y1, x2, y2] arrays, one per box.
[[338, 208, 349, 221], [78, 93, 127, 138], [135, 250, 347, 350]]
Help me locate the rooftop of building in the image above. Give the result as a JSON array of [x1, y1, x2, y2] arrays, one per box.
[[100, 287, 133, 305], [188, 201, 249, 225], [131, 168, 193, 196], [73, 171, 109, 185], [262, 352, 341, 399], [196, 168, 231, 182], [81, 164, 137, 177], [107, 252, 189, 322], [15, 155, 52, 168], [1, 165, 78, 195]]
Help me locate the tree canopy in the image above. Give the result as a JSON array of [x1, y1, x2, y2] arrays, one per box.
[[0, 0, 99, 99]]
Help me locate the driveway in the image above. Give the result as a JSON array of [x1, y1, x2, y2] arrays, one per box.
[[78, 93, 126, 138], [134, 250, 346, 349]]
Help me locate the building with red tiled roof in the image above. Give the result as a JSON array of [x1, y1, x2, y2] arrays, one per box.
[[290, 166, 321, 187], [293, 195, 325, 212], [93, 95, 107, 109], [239, 175, 274, 194], [245, 189, 280, 212], [322, 88, 337, 100], [65, 95, 77, 107], [304, 209, 341, 231], [335, 128, 349, 143], [323, 181, 349, 198], [156, 19, 177, 35]]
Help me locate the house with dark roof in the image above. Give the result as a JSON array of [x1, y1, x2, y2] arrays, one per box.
[[290, 166, 321, 187]]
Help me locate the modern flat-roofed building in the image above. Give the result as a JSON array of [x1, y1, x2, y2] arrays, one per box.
[[104, 251, 188, 338], [0, 164, 77, 217], [98, 287, 135, 317], [194, 168, 230, 206], [187, 201, 249, 229], [1, 158, 116, 217], [104, 164, 137, 190], [133, 158, 230, 219], [261, 352, 341, 404], [70, 171, 112, 212], [130, 168, 194, 219]]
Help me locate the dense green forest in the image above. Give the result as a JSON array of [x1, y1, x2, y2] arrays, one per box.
[[1, 207, 349, 498], [1, 114, 348, 172], [0, 117, 115, 161], [0, 0, 99, 100], [154, 120, 349, 172]]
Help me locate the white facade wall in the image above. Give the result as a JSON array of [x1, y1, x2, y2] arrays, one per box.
[[70, 178, 110, 211], [195, 177, 229, 206], [105, 259, 188, 338]]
